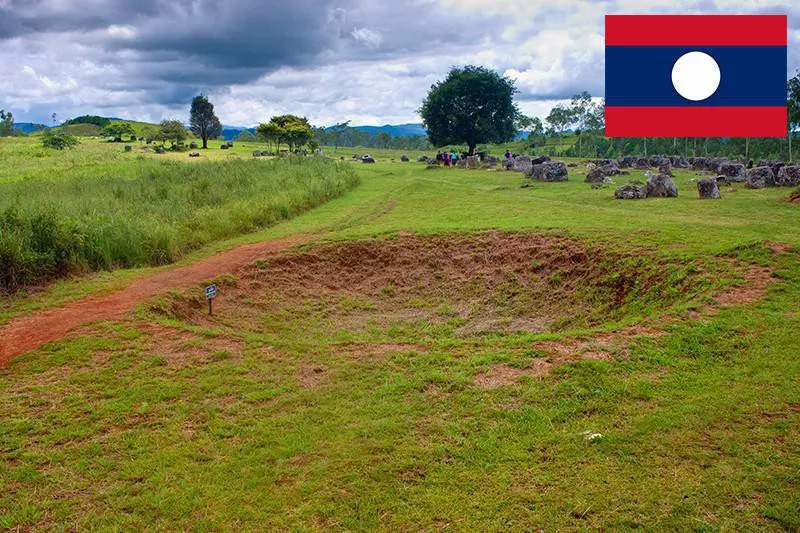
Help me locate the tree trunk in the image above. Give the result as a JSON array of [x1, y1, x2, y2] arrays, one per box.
[[468, 143, 476, 156], [790, 134, 793, 163], [202, 131, 208, 150]]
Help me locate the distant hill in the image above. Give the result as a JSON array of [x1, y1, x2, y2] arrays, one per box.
[[14, 122, 48, 134], [348, 124, 427, 137], [222, 126, 256, 141], [222, 123, 429, 141]]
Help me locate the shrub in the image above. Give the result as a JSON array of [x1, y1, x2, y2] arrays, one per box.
[[42, 130, 79, 150]]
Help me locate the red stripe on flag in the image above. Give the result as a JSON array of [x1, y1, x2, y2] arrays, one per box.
[[605, 107, 787, 138], [606, 15, 787, 46]]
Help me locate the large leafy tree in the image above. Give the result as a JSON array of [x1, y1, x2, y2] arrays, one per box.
[[420, 65, 519, 155], [788, 71, 800, 162], [189, 95, 221, 149], [0, 109, 14, 137]]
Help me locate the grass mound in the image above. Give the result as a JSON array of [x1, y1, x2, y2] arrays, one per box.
[[0, 158, 358, 292]]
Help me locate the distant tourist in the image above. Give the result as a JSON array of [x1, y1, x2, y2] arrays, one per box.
[[451, 151, 458, 166], [505, 149, 512, 161]]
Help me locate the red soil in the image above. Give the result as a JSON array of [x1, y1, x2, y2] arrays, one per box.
[[0, 236, 310, 368]]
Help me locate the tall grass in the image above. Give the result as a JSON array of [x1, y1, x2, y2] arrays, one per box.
[[0, 157, 359, 291]]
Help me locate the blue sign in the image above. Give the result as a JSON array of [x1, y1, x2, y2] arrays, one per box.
[[205, 284, 217, 300]]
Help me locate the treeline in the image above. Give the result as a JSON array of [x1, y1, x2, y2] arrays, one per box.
[[64, 115, 112, 128]]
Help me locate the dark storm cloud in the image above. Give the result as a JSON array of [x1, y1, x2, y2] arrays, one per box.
[[0, 0, 504, 111], [2, 0, 796, 126]]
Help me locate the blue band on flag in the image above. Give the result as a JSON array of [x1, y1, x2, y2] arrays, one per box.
[[606, 45, 787, 107]]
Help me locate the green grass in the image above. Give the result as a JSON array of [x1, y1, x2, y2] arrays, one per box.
[[0, 141, 798, 530], [0, 138, 358, 290]]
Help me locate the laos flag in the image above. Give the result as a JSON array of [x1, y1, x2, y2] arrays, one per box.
[[605, 15, 787, 137]]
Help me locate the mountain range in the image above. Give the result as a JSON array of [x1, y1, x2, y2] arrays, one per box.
[[221, 123, 428, 141]]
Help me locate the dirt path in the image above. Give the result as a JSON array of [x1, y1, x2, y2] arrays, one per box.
[[0, 236, 312, 368]]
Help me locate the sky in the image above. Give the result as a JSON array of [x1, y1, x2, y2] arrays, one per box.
[[1, 0, 798, 127]]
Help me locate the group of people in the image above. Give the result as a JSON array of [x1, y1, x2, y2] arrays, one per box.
[[435, 150, 462, 167]]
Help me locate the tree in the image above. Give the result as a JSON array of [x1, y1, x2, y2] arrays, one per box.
[[41, 129, 78, 150], [256, 115, 313, 153], [420, 65, 519, 155], [102, 122, 136, 140], [517, 115, 545, 149], [156, 120, 187, 145], [585, 99, 605, 133], [0, 109, 14, 137], [788, 71, 800, 163], [330, 121, 350, 150], [257, 121, 283, 152], [546, 105, 573, 151], [189, 95, 221, 149], [377, 132, 392, 148]]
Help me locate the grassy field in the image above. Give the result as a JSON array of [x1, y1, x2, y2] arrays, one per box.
[[0, 140, 798, 529], [0, 137, 359, 291]]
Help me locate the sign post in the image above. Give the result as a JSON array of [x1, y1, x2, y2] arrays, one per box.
[[205, 284, 217, 315]]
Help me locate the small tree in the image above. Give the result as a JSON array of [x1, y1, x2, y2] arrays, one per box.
[[257, 115, 313, 153], [157, 120, 187, 145], [257, 121, 283, 152], [0, 109, 14, 137], [189, 95, 221, 149], [518, 115, 545, 150], [102, 122, 136, 140], [420, 65, 519, 155], [330, 120, 350, 150], [42, 129, 79, 150], [788, 71, 800, 163], [546, 105, 574, 152]]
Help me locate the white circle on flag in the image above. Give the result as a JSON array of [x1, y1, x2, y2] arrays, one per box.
[[671, 51, 721, 101]]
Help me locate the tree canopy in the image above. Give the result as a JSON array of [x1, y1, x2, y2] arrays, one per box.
[[156, 120, 187, 145], [419, 65, 519, 155], [257, 115, 313, 152], [102, 122, 136, 140], [189, 95, 222, 149], [0, 109, 14, 137], [65, 115, 111, 128], [788, 71, 800, 162]]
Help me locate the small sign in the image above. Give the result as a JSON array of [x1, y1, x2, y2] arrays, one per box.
[[205, 284, 217, 300]]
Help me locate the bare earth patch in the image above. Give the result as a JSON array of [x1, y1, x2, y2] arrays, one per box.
[[473, 361, 553, 388], [135, 322, 244, 366], [474, 324, 666, 387], [712, 266, 775, 308], [297, 364, 329, 389]]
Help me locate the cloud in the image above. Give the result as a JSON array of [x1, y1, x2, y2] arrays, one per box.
[[0, 0, 796, 126]]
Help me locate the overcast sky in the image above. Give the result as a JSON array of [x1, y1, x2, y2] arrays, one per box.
[[1, 0, 797, 127]]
